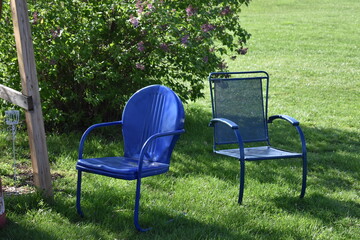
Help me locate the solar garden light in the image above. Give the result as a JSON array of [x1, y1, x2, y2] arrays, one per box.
[[5, 110, 20, 181]]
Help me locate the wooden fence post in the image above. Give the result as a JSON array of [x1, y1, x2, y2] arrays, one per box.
[[10, 0, 53, 197]]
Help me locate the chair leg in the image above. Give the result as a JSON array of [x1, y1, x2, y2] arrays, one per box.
[[76, 170, 84, 217], [134, 178, 152, 232], [238, 160, 245, 204], [300, 156, 307, 198]]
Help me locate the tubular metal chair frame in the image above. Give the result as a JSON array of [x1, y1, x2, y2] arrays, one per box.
[[76, 85, 185, 231], [208, 71, 307, 204]]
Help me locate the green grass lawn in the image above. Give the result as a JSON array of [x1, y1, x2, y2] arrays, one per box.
[[1, 0, 359, 239]]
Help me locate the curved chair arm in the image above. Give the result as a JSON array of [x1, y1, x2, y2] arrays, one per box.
[[78, 121, 123, 159], [137, 129, 185, 175], [267, 115, 306, 156], [133, 129, 184, 232], [209, 118, 239, 129], [208, 118, 245, 159], [268, 115, 299, 126]]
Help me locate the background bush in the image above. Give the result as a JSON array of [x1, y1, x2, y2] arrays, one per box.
[[0, 0, 250, 131]]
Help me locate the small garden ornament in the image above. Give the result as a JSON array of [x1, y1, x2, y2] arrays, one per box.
[[5, 110, 20, 180]]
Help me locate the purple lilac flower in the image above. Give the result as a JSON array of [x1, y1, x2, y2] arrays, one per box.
[[137, 41, 145, 52], [147, 4, 154, 10], [186, 5, 197, 17], [33, 12, 39, 24], [203, 56, 209, 63], [136, 1, 144, 14], [181, 35, 190, 45], [201, 24, 216, 32], [220, 6, 231, 16], [136, 63, 145, 70], [129, 15, 139, 27], [159, 43, 169, 52]]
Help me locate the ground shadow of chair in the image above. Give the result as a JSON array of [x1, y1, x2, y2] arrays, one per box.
[[208, 71, 307, 204], [76, 85, 185, 231]]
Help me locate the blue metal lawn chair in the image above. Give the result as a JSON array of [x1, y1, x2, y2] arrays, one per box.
[[76, 85, 185, 231], [208, 71, 307, 204]]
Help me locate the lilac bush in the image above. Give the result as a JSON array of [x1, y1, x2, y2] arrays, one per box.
[[0, 0, 251, 131]]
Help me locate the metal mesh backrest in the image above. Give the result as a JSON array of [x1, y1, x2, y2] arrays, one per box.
[[211, 77, 268, 143]]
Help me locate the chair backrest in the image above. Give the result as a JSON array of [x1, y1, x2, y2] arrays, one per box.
[[122, 85, 185, 163], [209, 71, 269, 145]]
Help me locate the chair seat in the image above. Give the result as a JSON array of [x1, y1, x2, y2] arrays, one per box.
[[76, 157, 170, 180], [215, 146, 302, 161]]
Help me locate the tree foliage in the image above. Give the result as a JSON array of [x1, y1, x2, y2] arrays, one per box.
[[0, 0, 251, 131]]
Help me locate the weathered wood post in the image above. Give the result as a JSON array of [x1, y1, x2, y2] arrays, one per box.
[[9, 0, 53, 197]]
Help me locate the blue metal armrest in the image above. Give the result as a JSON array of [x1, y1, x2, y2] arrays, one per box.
[[268, 115, 306, 156], [268, 115, 299, 126], [134, 128, 185, 232], [209, 118, 245, 159], [209, 118, 239, 129], [78, 121, 123, 159], [138, 129, 185, 174], [267, 114, 307, 199]]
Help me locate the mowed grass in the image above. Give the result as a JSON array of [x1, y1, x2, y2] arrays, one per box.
[[1, 0, 359, 239]]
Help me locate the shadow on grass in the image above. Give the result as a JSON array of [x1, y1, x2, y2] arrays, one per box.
[[272, 193, 360, 223], [0, 219, 57, 240], [0, 182, 252, 239], [0, 192, 70, 240]]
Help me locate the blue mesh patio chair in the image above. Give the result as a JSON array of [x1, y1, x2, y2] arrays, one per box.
[[208, 71, 307, 204], [76, 85, 185, 231]]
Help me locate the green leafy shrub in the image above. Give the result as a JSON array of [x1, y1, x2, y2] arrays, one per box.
[[0, 0, 251, 131]]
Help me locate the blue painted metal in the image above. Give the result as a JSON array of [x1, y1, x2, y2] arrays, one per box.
[[268, 114, 299, 126], [76, 85, 185, 231], [208, 71, 307, 204]]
